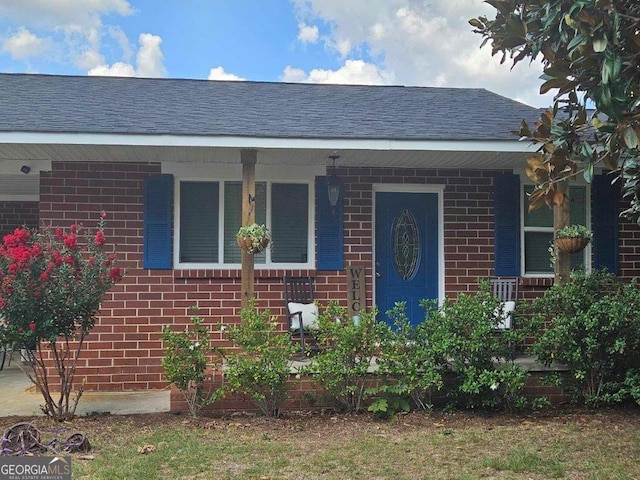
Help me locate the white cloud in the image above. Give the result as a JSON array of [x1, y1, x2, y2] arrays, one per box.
[[281, 59, 393, 85], [109, 26, 134, 61], [0, 0, 137, 73], [291, 0, 551, 106], [0, 0, 133, 33], [88, 61, 135, 77], [75, 49, 105, 70], [332, 38, 352, 58], [297, 23, 319, 43], [88, 33, 167, 78], [136, 33, 166, 77], [2, 28, 51, 59], [207, 66, 245, 81], [281, 66, 308, 83]]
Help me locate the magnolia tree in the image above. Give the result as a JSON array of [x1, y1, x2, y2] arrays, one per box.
[[0, 213, 122, 420], [471, 0, 639, 214], [470, 0, 639, 282]]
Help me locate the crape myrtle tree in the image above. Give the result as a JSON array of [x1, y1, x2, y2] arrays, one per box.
[[0, 213, 122, 420], [470, 0, 640, 281]]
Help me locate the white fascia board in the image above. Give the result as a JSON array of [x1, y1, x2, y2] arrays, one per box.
[[0, 132, 536, 153]]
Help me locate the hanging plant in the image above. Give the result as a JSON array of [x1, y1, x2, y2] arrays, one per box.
[[236, 223, 272, 254], [555, 224, 592, 253]]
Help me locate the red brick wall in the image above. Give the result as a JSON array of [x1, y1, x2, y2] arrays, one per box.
[[40, 162, 164, 391], [33, 162, 640, 393], [618, 214, 640, 281], [0, 201, 39, 237]]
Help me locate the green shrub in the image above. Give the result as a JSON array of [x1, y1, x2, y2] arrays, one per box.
[[523, 270, 640, 405], [421, 282, 528, 411], [162, 309, 218, 417], [622, 369, 640, 406], [304, 302, 387, 413], [221, 301, 296, 417], [375, 301, 445, 412], [367, 383, 412, 419]]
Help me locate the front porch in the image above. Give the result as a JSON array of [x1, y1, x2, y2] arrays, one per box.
[[0, 351, 169, 417]]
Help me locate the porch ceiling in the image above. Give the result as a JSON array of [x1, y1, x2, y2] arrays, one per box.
[[0, 142, 531, 170]]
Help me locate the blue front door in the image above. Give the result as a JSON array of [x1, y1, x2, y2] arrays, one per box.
[[375, 191, 439, 326]]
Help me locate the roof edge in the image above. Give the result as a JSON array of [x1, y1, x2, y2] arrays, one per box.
[[0, 132, 535, 153]]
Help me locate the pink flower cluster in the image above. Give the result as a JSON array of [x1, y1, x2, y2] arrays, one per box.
[[0, 215, 122, 345]]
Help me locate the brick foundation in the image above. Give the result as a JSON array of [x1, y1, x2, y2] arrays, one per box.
[[169, 370, 568, 414]]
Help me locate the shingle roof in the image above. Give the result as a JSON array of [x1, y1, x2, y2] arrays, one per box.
[[0, 73, 542, 141]]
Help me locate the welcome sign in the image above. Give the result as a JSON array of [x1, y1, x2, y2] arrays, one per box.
[[347, 265, 366, 319]]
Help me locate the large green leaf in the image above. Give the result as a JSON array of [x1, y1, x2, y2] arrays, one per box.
[[593, 36, 608, 52], [622, 126, 639, 149], [583, 161, 594, 183]]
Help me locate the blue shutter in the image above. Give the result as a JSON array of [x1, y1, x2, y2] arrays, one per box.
[[592, 174, 619, 274], [144, 175, 173, 269], [494, 173, 521, 276], [316, 177, 344, 270]]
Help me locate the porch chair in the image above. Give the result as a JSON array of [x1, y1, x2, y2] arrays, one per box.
[[489, 276, 519, 330], [490, 276, 519, 358], [283, 276, 319, 358]]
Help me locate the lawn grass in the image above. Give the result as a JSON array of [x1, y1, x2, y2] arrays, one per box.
[[2, 409, 639, 479]]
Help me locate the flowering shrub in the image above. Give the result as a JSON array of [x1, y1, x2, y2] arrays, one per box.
[[304, 303, 386, 413], [162, 309, 219, 417], [220, 301, 296, 417], [420, 282, 529, 411], [522, 270, 640, 405], [0, 213, 122, 420], [375, 301, 445, 413]]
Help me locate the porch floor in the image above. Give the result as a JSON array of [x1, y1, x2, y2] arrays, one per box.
[[0, 352, 170, 418], [289, 353, 567, 373]]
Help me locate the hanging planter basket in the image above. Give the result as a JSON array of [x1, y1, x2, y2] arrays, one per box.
[[555, 236, 590, 254], [236, 235, 270, 254], [236, 223, 272, 255]]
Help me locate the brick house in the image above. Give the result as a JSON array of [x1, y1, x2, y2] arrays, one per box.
[[0, 73, 637, 395]]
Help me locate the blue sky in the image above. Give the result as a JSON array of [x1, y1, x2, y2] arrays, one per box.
[[0, 0, 551, 106]]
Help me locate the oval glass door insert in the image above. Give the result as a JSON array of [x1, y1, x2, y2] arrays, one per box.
[[392, 209, 420, 280]]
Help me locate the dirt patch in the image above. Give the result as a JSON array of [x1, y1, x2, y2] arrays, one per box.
[[3, 406, 638, 446]]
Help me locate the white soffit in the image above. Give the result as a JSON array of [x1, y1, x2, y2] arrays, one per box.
[[0, 134, 535, 169]]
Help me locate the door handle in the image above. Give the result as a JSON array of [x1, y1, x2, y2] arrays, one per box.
[[375, 262, 382, 278]]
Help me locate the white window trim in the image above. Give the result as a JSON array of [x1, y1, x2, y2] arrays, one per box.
[[173, 175, 316, 270], [520, 182, 592, 278]]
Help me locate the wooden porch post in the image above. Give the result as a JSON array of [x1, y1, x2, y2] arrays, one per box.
[[241, 149, 257, 309], [554, 180, 570, 284]]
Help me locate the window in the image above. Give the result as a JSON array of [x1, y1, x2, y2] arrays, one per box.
[[522, 185, 589, 275], [178, 180, 310, 267]]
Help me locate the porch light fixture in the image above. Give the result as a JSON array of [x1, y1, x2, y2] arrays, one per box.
[[20, 165, 30, 174], [327, 154, 342, 214]]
